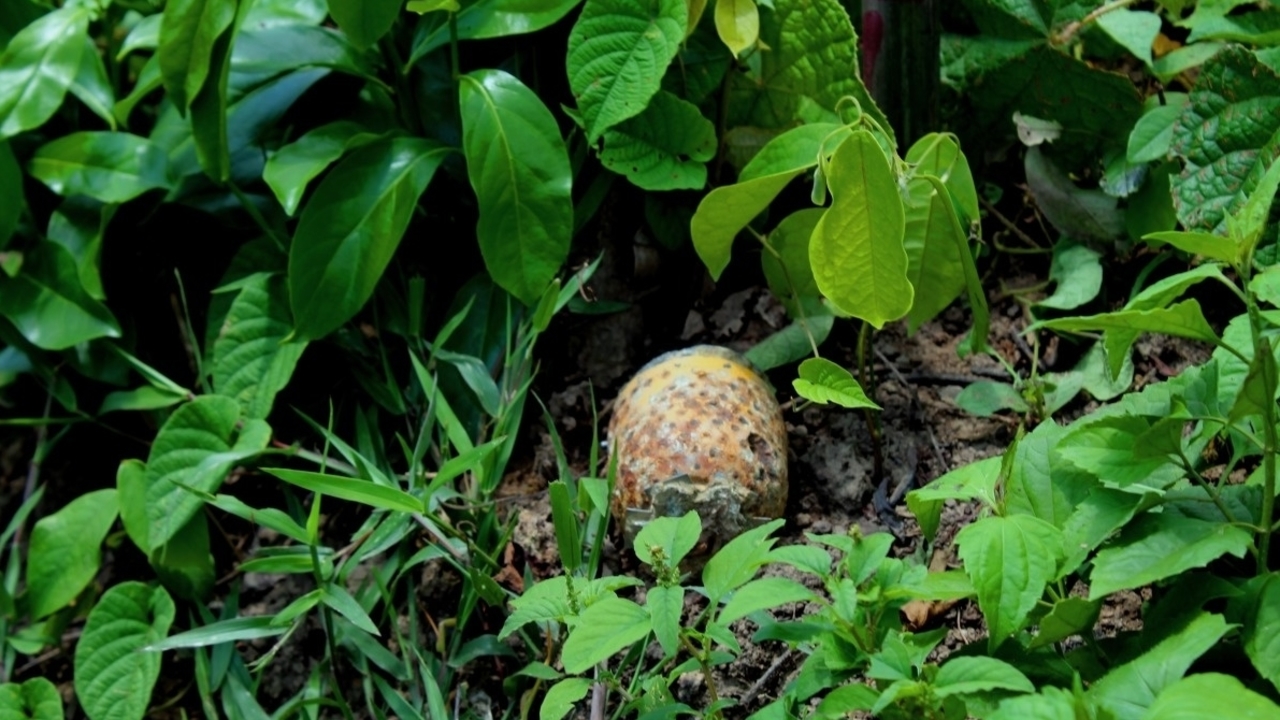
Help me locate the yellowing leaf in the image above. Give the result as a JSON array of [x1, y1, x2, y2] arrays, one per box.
[[714, 0, 758, 57]]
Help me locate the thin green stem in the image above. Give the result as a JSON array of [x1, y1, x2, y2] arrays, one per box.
[[1178, 452, 1239, 526]]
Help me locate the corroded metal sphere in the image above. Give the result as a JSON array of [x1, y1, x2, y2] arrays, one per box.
[[607, 345, 788, 547]]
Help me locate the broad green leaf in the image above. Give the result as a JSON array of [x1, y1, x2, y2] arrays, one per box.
[[905, 133, 979, 225], [633, 511, 701, 566], [907, 456, 1002, 541], [1242, 573, 1280, 692], [743, 312, 834, 371], [714, 0, 757, 57], [1037, 239, 1102, 311], [74, 583, 175, 720], [69, 37, 116, 130], [719, 577, 814, 624], [725, 0, 887, 134], [1144, 673, 1280, 720], [117, 15, 162, 60], [810, 130, 913, 327], [408, 0, 585, 63], [1029, 597, 1100, 649], [0, 7, 90, 140], [920, 175, 989, 355], [113, 55, 161, 127], [540, 678, 592, 720], [1005, 420, 1096, 528], [646, 585, 683, 656], [263, 121, 377, 215], [0, 141, 21, 248], [1233, 155, 1280, 259], [702, 518, 784, 603], [1059, 488, 1144, 578], [1128, 100, 1189, 165], [25, 489, 118, 620], [1096, 10, 1161, 68], [1089, 612, 1229, 720], [988, 687, 1086, 720], [1089, 514, 1251, 599], [244, 0, 328, 26], [598, 90, 716, 191], [28, 132, 169, 203], [761, 208, 822, 316], [497, 575, 642, 639], [1170, 46, 1280, 236], [212, 273, 306, 419], [1143, 230, 1238, 264], [327, 0, 402, 49], [0, 678, 61, 720], [289, 137, 447, 340], [116, 459, 150, 554], [460, 69, 572, 304], [955, 514, 1062, 650], [566, 0, 686, 142], [1037, 299, 1219, 346], [0, 240, 120, 350], [954, 381, 1028, 417], [46, 197, 111, 300], [560, 597, 651, 673], [265, 468, 422, 514], [691, 123, 845, 279], [145, 396, 270, 549], [933, 656, 1034, 697], [229, 25, 373, 92], [187, 0, 253, 182], [157, 0, 236, 111], [792, 357, 879, 409], [150, 511, 215, 601], [1057, 415, 1184, 489], [1025, 147, 1125, 242], [142, 616, 285, 651], [903, 175, 967, 332]]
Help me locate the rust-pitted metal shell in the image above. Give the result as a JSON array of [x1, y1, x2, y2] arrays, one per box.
[[607, 345, 788, 545]]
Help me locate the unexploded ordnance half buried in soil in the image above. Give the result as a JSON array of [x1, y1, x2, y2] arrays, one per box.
[[607, 345, 788, 555]]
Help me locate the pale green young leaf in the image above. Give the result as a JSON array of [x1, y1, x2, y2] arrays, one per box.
[[264, 121, 379, 215], [702, 518, 784, 603], [1127, 102, 1187, 164], [905, 133, 979, 225], [289, 138, 448, 340], [566, 0, 686, 142], [1058, 488, 1144, 579], [719, 577, 815, 624], [908, 455, 1001, 508], [714, 0, 758, 57], [73, 583, 174, 720], [690, 123, 845, 279], [954, 381, 1028, 417], [598, 90, 716, 191], [212, 273, 306, 419], [117, 14, 162, 60], [116, 459, 150, 554], [1144, 673, 1280, 720], [1143, 230, 1238, 264], [903, 175, 967, 332], [1037, 239, 1102, 311], [265, 468, 422, 514], [1096, 10, 1161, 68], [1089, 612, 1229, 719], [646, 585, 683, 657], [1232, 155, 1280, 260], [1057, 415, 1184, 489], [1029, 597, 1100, 649], [810, 130, 913, 327], [25, 488, 118, 620], [933, 656, 1034, 698], [0, 7, 90, 139], [1089, 514, 1251, 599], [0, 678, 61, 720], [157, 0, 236, 111], [560, 597, 651, 673], [142, 616, 285, 651], [792, 357, 879, 409], [539, 678, 592, 720], [29, 131, 170, 204], [633, 511, 701, 567], [761, 208, 822, 317], [956, 514, 1062, 650], [460, 69, 573, 305]]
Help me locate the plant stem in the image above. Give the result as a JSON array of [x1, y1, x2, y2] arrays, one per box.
[[858, 322, 885, 485], [679, 632, 721, 718]]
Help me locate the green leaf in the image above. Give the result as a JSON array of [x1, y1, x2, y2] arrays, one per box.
[[113, 55, 161, 127], [0, 678, 61, 720], [459, 69, 573, 304], [1144, 673, 1280, 720], [69, 37, 116, 130], [289, 137, 447, 340], [0, 7, 90, 139], [560, 597, 652, 673], [1056, 415, 1183, 489], [1233, 155, 1280, 259], [208, 494, 309, 544], [933, 656, 1034, 698], [150, 511, 215, 601], [955, 514, 1062, 650], [954, 381, 1029, 417], [1005, 420, 1096, 529], [409, 0, 585, 62], [598, 90, 716, 191], [0, 141, 21, 248], [811, 131, 913, 327], [633, 511, 701, 567], [1128, 100, 1189, 165], [157, 0, 236, 111], [1089, 513, 1251, 599], [908, 455, 1002, 516], [322, 585, 378, 635], [1095, 10, 1160, 68], [212, 273, 306, 419], [987, 687, 1084, 720], [1029, 597, 1100, 649], [539, 678, 592, 720], [1143, 230, 1238, 264], [74, 583, 175, 720], [185, 0, 248, 182], [714, 0, 758, 56], [691, 123, 845, 279], [719, 577, 814, 624], [263, 121, 377, 215], [1242, 573, 1280, 692], [1170, 46, 1280, 236], [116, 459, 150, 554], [327, 0, 401, 49], [905, 132, 980, 225], [726, 0, 887, 134], [265, 468, 422, 514], [646, 585, 683, 656], [28, 132, 169, 203], [0, 240, 121, 350], [566, 0, 686, 142], [46, 197, 111, 300], [1037, 239, 1102, 311], [145, 396, 270, 549], [903, 175, 968, 332], [25, 489, 118, 620], [1089, 612, 1229, 720], [744, 312, 834, 371], [761, 208, 822, 316], [142, 616, 285, 651], [1059, 487, 1144, 578], [230, 25, 373, 91], [1025, 147, 1125, 242], [702, 518, 784, 603], [117, 15, 162, 60], [1037, 299, 1220, 346], [792, 357, 879, 409]]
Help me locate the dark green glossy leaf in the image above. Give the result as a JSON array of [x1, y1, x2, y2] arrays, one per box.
[[69, 36, 116, 130], [230, 25, 373, 93], [187, 0, 249, 181], [460, 69, 572, 304], [327, 0, 401, 49], [158, 0, 237, 111], [263, 121, 378, 215], [0, 6, 90, 139], [29, 131, 170, 203], [409, 0, 585, 62], [0, 240, 121, 350], [289, 137, 447, 339]]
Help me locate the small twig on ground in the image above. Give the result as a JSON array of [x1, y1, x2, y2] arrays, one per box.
[[740, 649, 794, 707], [980, 195, 1043, 251]]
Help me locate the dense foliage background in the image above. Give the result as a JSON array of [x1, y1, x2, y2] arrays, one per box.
[[1, 0, 1279, 717]]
